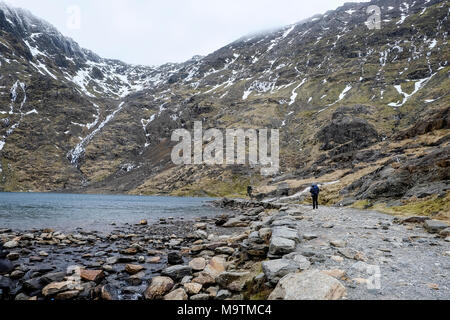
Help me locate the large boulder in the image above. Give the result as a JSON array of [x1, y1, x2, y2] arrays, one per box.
[[269, 237, 296, 256], [268, 271, 347, 300], [144, 276, 174, 300], [424, 220, 449, 234], [271, 227, 301, 242], [161, 265, 192, 281], [262, 259, 300, 285]]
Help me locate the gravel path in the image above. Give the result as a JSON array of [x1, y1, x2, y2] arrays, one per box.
[[288, 205, 450, 300]]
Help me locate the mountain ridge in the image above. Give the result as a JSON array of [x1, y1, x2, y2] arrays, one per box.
[[0, 0, 449, 220]]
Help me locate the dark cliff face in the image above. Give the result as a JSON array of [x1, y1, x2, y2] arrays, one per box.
[[0, 0, 448, 210]]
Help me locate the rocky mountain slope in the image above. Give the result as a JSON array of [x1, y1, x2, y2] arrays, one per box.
[[0, 0, 449, 220]]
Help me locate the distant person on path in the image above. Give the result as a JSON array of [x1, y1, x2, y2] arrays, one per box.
[[310, 184, 320, 209], [247, 186, 253, 200]]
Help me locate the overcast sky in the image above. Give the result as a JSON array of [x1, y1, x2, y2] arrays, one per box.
[[4, 0, 366, 66]]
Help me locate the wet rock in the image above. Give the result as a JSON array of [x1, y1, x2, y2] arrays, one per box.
[[268, 271, 347, 300], [262, 259, 301, 285], [189, 257, 206, 271], [147, 256, 161, 264], [168, 252, 184, 265], [424, 220, 449, 234], [6, 252, 19, 260], [0, 259, 14, 274], [128, 271, 146, 286], [3, 240, 19, 249], [42, 281, 77, 297], [40, 272, 66, 285], [144, 276, 174, 300], [125, 264, 145, 275], [55, 290, 80, 300], [10, 270, 25, 280], [101, 284, 119, 300], [269, 237, 296, 256], [164, 288, 188, 300], [0, 275, 13, 293], [161, 265, 192, 281], [80, 269, 105, 283], [139, 220, 148, 226]]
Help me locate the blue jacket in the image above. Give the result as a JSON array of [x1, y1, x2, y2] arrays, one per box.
[[310, 185, 320, 196]]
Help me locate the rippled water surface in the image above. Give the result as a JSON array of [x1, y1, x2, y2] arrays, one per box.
[[0, 192, 221, 231]]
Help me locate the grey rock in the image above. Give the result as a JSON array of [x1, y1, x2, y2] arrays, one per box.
[[168, 251, 184, 265], [161, 265, 192, 281], [269, 237, 296, 256], [216, 289, 232, 300], [268, 271, 347, 300], [424, 220, 449, 234], [271, 227, 301, 242], [262, 259, 300, 285]]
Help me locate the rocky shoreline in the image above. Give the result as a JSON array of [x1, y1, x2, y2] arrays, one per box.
[[1, 198, 449, 300]]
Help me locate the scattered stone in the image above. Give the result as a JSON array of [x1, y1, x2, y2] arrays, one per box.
[[168, 252, 184, 265], [216, 289, 232, 300], [144, 276, 174, 300], [139, 220, 148, 225], [268, 271, 347, 300], [262, 259, 301, 285], [101, 285, 119, 300], [330, 240, 347, 248], [269, 237, 296, 256], [125, 264, 145, 275], [164, 288, 188, 300], [55, 290, 80, 300], [147, 256, 161, 264], [3, 240, 18, 249], [6, 252, 19, 260], [38, 251, 49, 257], [223, 218, 249, 228], [216, 272, 250, 291], [161, 265, 192, 281], [190, 293, 210, 301], [189, 257, 206, 271], [80, 269, 105, 283], [184, 282, 202, 295], [203, 256, 227, 278], [215, 247, 235, 255], [42, 281, 74, 296]]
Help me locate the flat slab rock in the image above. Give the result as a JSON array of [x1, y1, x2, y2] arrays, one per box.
[[269, 237, 296, 256], [268, 270, 347, 300], [424, 220, 449, 234]]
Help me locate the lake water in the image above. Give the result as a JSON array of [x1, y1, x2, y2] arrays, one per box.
[[0, 192, 223, 232]]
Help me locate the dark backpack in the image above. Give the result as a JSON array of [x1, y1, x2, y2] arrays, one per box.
[[310, 185, 320, 196]]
